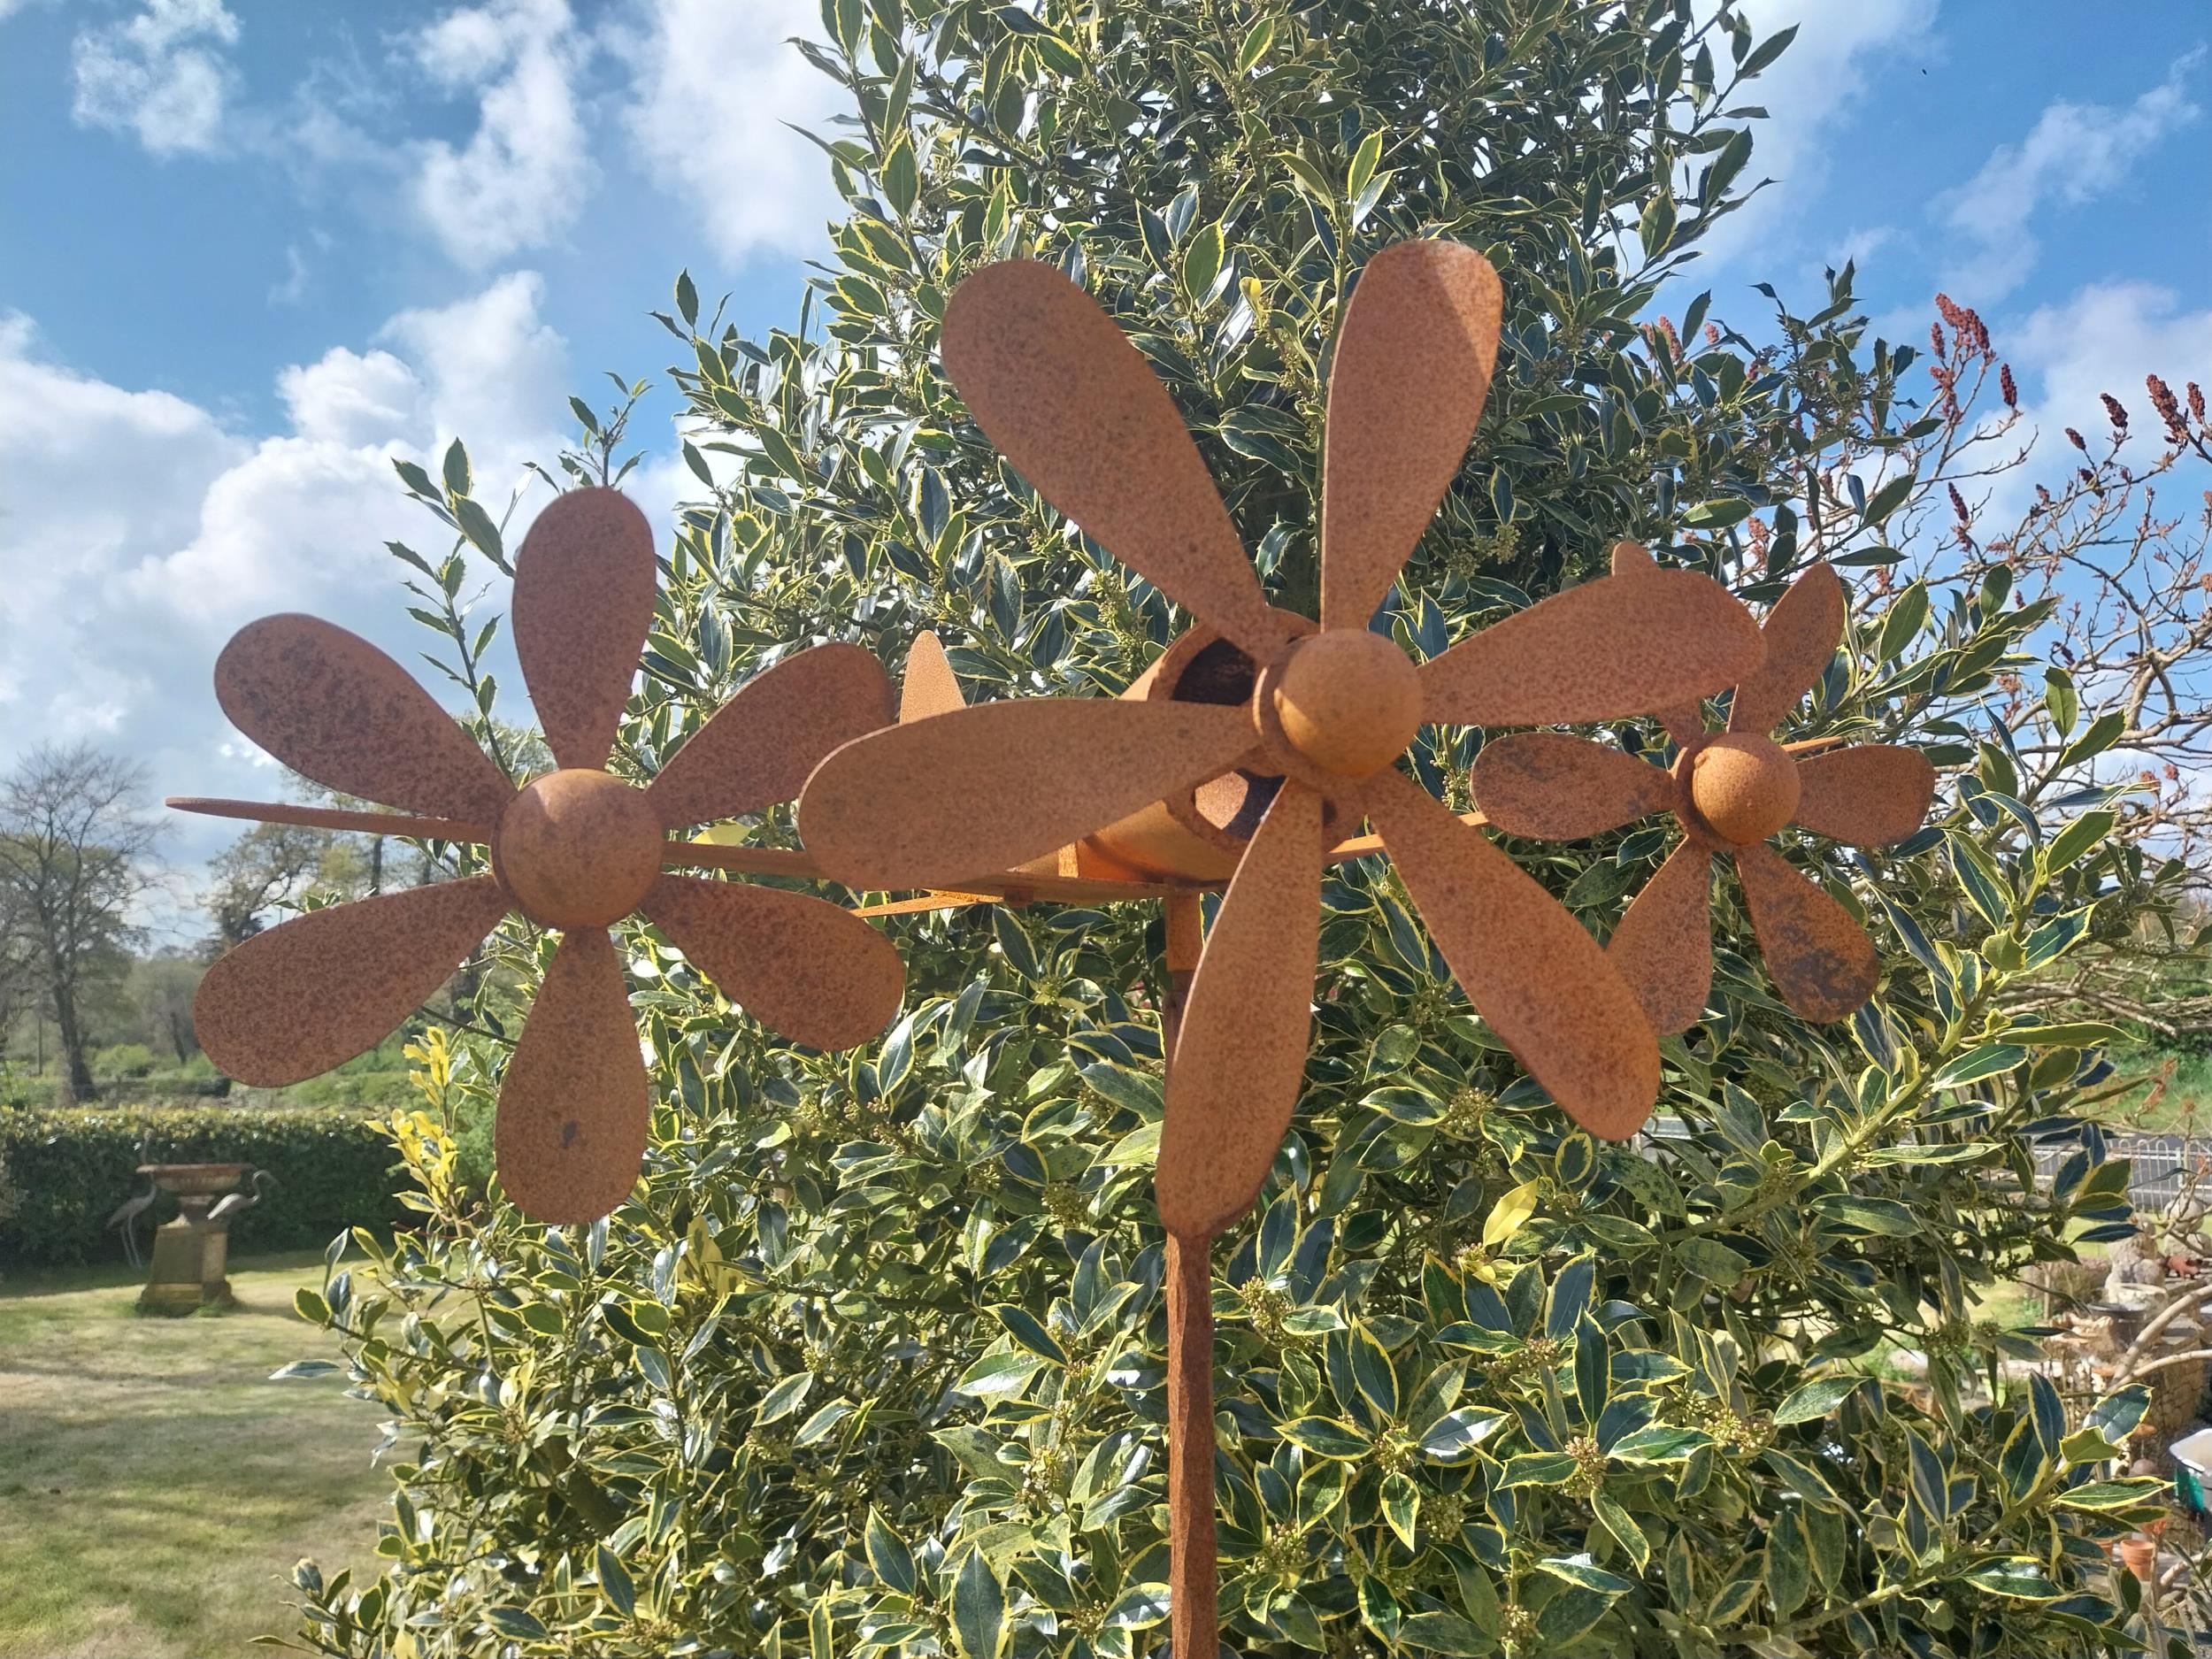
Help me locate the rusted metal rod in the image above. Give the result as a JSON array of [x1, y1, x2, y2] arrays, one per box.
[[1158, 890, 1220, 1659], [167, 796, 827, 879]]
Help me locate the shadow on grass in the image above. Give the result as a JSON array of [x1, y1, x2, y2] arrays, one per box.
[[0, 1255, 387, 1659]]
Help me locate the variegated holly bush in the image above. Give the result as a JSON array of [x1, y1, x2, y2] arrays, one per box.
[[277, 3, 2202, 1656]]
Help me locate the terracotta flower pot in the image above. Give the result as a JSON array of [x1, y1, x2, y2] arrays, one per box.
[[2118, 1535, 2157, 1582]]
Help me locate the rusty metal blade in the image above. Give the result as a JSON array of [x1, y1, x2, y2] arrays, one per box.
[[1471, 733, 1674, 840], [1156, 781, 1325, 1239], [196, 877, 510, 1087], [899, 630, 966, 722], [649, 641, 894, 829], [1319, 242, 1502, 630], [513, 488, 657, 772], [1609, 542, 1710, 745], [1790, 744, 1935, 848], [800, 697, 1256, 891], [1366, 771, 1659, 1139], [216, 616, 514, 822], [1729, 560, 1845, 734], [1733, 840, 1878, 1022], [1419, 569, 1762, 727], [643, 874, 905, 1050], [495, 927, 649, 1224], [1608, 841, 1715, 1036], [941, 261, 1279, 654]]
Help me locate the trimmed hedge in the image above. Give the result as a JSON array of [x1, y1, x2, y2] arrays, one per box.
[[0, 1104, 410, 1268]]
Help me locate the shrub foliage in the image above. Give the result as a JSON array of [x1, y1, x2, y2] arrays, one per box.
[[282, 2, 2197, 1655]]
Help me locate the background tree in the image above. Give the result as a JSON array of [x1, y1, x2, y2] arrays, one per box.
[[127, 950, 204, 1064], [204, 818, 355, 953], [280, 3, 2208, 1656], [0, 744, 159, 1101]]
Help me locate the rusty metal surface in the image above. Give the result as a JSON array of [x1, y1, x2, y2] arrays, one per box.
[[1421, 567, 1763, 726], [643, 874, 904, 1051], [1163, 1231, 1220, 1659], [795, 240, 1833, 1659], [1606, 841, 1716, 1035], [195, 877, 510, 1087], [165, 797, 489, 843], [1471, 733, 1673, 840], [800, 698, 1256, 891], [1792, 744, 1938, 847], [1733, 841, 1880, 1023], [1463, 560, 1931, 1029], [215, 615, 516, 823], [1365, 771, 1662, 1140], [1319, 242, 1502, 630], [1728, 559, 1846, 733], [190, 491, 915, 1227], [898, 630, 966, 723], [1156, 783, 1324, 1239], [649, 641, 894, 831], [513, 488, 657, 771], [495, 927, 651, 1224], [493, 769, 666, 929], [941, 260, 1282, 655]]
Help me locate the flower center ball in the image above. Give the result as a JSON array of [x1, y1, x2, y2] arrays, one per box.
[[1271, 629, 1424, 778], [1685, 733, 1800, 846], [494, 769, 664, 929]]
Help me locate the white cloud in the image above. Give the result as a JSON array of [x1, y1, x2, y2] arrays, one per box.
[[409, 0, 592, 267], [616, 0, 847, 266], [1934, 55, 2202, 303], [1684, 0, 1939, 271], [71, 0, 242, 157], [0, 280, 570, 878]]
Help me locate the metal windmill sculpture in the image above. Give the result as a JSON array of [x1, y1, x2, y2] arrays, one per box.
[[1472, 546, 1936, 1033], [174, 488, 907, 1222], [798, 241, 1767, 1655]]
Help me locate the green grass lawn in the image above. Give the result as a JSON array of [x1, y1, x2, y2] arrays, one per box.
[[0, 1252, 388, 1659]]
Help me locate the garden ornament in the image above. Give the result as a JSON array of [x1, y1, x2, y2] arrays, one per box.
[[173, 488, 908, 1223], [797, 240, 1766, 1657], [1472, 547, 1936, 1031]]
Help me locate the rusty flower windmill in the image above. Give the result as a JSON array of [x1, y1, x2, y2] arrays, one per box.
[[1472, 547, 1937, 1033], [175, 488, 905, 1223], [797, 241, 1765, 1653]]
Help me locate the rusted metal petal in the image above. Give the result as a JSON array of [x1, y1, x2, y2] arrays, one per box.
[[799, 697, 1256, 891], [1791, 744, 1935, 848], [512, 488, 658, 772], [1733, 840, 1878, 1022], [1319, 242, 1502, 631], [196, 877, 510, 1087], [1470, 732, 1674, 840], [1366, 771, 1660, 1140], [1608, 841, 1715, 1036], [1419, 569, 1762, 728], [898, 630, 966, 722], [941, 261, 1280, 654], [643, 874, 905, 1051], [1609, 541, 1711, 746], [495, 927, 649, 1224], [649, 642, 894, 829], [216, 615, 514, 822], [1156, 782, 1325, 1240], [1729, 560, 1845, 734]]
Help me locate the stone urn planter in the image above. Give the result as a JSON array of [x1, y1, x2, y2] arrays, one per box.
[[136, 1164, 251, 1314]]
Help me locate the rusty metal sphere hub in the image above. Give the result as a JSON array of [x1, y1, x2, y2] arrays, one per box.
[[1680, 733, 1799, 847], [1269, 628, 1424, 779], [494, 769, 664, 928]]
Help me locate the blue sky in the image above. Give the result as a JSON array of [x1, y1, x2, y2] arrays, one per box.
[[1, 0, 2207, 933]]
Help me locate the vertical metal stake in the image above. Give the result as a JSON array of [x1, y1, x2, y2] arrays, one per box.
[[1160, 891, 1219, 1658]]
